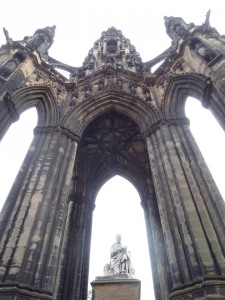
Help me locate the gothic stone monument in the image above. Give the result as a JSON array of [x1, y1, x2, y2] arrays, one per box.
[[0, 13, 225, 300], [91, 234, 141, 300]]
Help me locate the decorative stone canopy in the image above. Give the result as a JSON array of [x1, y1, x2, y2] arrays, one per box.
[[82, 27, 143, 76]]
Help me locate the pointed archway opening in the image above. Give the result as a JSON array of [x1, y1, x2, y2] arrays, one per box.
[[0, 108, 37, 210], [185, 97, 225, 199], [89, 175, 155, 299], [68, 110, 159, 299]]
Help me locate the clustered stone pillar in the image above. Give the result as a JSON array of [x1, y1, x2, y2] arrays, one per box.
[[0, 126, 79, 299], [58, 195, 94, 300], [145, 119, 225, 299], [142, 193, 170, 300], [54, 195, 75, 300]]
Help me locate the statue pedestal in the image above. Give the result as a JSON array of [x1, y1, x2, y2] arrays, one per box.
[[91, 275, 141, 300]]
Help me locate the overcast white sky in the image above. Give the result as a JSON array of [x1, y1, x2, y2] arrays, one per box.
[[0, 1, 225, 299]]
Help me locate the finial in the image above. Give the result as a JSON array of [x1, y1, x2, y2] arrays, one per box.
[[164, 16, 169, 22], [204, 10, 211, 29], [47, 25, 56, 38], [3, 27, 13, 45]]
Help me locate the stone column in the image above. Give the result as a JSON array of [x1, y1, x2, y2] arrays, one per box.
[[60, 195, 95, 300], [80, 199, 95, 300], [142, 192, 170, 300], [54, 195, 75, 300], [145, 119, 225, 299], [0, 125, 79, 300]]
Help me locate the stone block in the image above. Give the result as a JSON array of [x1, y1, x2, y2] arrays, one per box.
[[91, 276, 141, 300]]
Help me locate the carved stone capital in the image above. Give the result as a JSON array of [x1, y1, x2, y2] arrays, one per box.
[[143, 117, 190, 138], [68, 194, 82, 205], [68, 194, 95, 212], [33, 125, 80, 143]]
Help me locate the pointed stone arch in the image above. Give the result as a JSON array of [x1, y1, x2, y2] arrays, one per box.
[[86, 166, 148, 204], [63, 91, 160, 136], [62, 109, 161, 300], [0, 84, 59, 141], [162, 73, 225, 131], [89, 175, 154, 299], [12, 84, 59, 126], [71, 107, 151, 200], [161, 73, 210, 119]]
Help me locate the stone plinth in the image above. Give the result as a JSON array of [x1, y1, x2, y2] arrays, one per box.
[[91, 275, 141, 300]]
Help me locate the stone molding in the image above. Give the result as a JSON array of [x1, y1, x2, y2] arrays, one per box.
[[0, 283, 53, 300], [143, 117, 190, 138], [33, 125, 80, 143], [68, 194, 96, 211], [169, 277, 225, 299]]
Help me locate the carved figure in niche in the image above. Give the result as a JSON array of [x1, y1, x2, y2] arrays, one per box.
[[83, 54, 96, 70], [143, 87, 152, 102], [122, 38, 128, 48], [173, 61, 184, 73], [106, 55, 115, 66], [195, 42, 216, 62], [98, 79, 105, 91], [104, 234, 134, 277], [116, 78, 123, 89], [3, 92, 19, 121], [188, 38, 216, 63], [134, 55, 143, 72], [129, 83, 137, 95], [94, 40, 100, 49], [173, 23, 186, 37], [77, 69, 85, 79], [0, 52, 25, 78], [69, 91, 79, 106], [126, 53, 134, 67], [0, 60, 18, 78], [84, 86, 92, 98]]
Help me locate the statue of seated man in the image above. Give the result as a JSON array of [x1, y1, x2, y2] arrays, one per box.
[[104, 234, 134, 277]]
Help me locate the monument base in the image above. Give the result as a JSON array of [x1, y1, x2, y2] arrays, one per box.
[[91, 275, 141, 300]]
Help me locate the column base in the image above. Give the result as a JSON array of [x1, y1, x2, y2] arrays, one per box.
[[170, 278, 225, 300], [91, 275, 141, 300], [0, 283, 54, 300]]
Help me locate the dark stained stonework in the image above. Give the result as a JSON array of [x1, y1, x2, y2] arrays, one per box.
[[0, 16, 225, 300]]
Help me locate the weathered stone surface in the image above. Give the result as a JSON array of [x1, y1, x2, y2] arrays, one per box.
[[91, 278, 141, 300], [0, 15, 225, 300]]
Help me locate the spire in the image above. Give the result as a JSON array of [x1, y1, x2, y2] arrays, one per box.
[[2, 27, 13, 45], [80, 27, 143, 77], [25, 25, 56, 58], [203, 10, 211, 30], [34, 25, 56, 47]]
